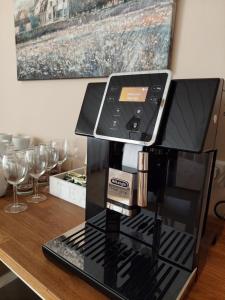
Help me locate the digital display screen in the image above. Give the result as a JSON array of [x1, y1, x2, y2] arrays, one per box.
[[119, 87, 148, 102]]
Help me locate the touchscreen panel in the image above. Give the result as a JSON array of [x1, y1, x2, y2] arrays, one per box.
[[94, 71, 172, 146], [119, 87, 148, 102]]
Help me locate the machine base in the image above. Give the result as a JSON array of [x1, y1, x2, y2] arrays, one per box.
[[43, 211, 196, 300]]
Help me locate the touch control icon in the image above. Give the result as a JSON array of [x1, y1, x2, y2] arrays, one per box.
[[136, 108, 143, 115], [113, 107, 121, 116], [126, 117, 140, 131], [111, 119, 119, 129], [151, 85, 162, 92], [108, 97, 114, 102]]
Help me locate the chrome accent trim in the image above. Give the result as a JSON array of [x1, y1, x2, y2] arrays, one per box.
[[107, 168, 135, 206], [176, 268, 197, 300], [137, 152, 149, 207], [94, 70, 172, 146], [0, 272, 17, 289], [106, 202, 134, 217], [138, 151, 149, 171]]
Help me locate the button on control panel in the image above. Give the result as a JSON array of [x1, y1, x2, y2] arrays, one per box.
[[150, 97, 160, 104], [113, 107, 121, 116], [111, 119, 119, 129], [136, 108, 143, 116], [151, 85, 162, 92], [126, 117, 140, 132], [132, 120, 139, 131], [108, 97, 115, 102]]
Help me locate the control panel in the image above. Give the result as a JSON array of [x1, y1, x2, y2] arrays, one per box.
[[94, 71, 172, 146]]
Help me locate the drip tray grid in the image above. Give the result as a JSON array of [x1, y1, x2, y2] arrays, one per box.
[[88, 210, 195, 270], [43, 221, 193, 300]]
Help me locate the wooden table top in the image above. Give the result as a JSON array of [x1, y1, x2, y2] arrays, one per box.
[[0, 193, 108, 300], [0, 193, 224, 300]]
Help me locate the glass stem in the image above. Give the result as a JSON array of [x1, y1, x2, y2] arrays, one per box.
[[13, 185, 18, 207], [47, 170, 50, 186], [58, 163, 62, 174], [34, 178, 39, 197]]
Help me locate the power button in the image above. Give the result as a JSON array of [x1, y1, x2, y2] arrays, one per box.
[[126, 117, 140, 131], [132, 121, 139, 130]]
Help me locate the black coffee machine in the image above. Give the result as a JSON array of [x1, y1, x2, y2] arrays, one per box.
[[43, 71, 224, 300]]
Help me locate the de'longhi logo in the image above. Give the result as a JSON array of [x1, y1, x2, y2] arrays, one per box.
[[111, 178, 129, 188]]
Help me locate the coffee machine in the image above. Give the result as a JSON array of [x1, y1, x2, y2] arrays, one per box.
[[43, 71, 224, 300]]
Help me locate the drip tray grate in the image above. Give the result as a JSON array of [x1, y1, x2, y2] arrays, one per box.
[[43, 222, 192, 300], [88, 210, 195, 270]]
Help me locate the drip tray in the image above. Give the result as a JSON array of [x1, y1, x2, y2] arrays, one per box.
[[43, 222, 194, 300], [88, 210, 195, 270]]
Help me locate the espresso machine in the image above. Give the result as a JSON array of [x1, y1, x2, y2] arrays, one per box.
[[43, 71, 224, 299]]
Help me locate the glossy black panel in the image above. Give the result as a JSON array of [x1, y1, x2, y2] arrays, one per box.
[[159, 79, 221, 151], [149, 151, 215, 269], [88, 209, 195, 271], [43, 146, 215, 299], [85, 138, 109, 219], [96, 73, 170, 143], [75, 79, 223, 152], [87, 150, 215, 272], [75, 82, 106, 137], [43, 222, 191, 300]]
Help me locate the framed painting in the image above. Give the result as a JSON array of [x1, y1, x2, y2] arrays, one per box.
[[14, 0, 176, 80]]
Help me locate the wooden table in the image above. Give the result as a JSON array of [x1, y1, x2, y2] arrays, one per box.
[[0, 194, 107, 300], [0, 194, 224, 300]]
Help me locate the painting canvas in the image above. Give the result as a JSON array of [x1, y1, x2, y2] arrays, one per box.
[[14, 0, 176, 80]]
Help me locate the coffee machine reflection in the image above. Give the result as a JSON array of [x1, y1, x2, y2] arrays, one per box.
[[43, 72, 224, 300]]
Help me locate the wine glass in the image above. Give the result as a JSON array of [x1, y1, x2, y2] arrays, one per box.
[[44, 145, 59, 192], [50, 138, 68, 173], [0, 139, 9, 156], [2, 150, 28, 213], [27, 145, 48, 203]]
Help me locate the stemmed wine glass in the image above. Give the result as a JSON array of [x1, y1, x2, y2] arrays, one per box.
[[50, 138, 68, 173], [44, 145, 59, 192], [2, 150, 28, 213], [27, 145, 48, 203]]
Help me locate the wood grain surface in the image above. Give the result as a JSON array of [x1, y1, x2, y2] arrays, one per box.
[[0, 193, 224, 300]]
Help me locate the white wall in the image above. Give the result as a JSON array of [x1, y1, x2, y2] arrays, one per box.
[[171, 0, 225, 161], [0, 0, 225, 169]]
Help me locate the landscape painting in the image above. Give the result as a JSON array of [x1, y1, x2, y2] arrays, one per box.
[[14, 0, 176, 80]]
